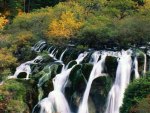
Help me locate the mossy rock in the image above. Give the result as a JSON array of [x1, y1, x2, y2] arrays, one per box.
[[81, 63, 93, 80], [105, 56, 118, 79], [91, 76, 112, 113], [0, 79, 38, 113]]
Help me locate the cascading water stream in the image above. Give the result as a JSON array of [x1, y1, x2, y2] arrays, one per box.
[[75, 52, 89, 64], [78, 52, 107, 113], [6, 39, 149, 113], [49, 48, 58, 60], [105, 50, 132, 113], [33, 67, 74, 113], [37, 43, 47, 52], [89, 51, 101, 64], [143, 53, 147, 75], [8, 56, 43, 79], [64, 52, 88, 70], [59, 49, 68, 62], [33, 52, 88, 113], [37, 49, 68, 100], [54, 52, 88, 93], [31, 40, 46, 52], [134, 56, 140, 79], [48, 46, 53, 53]]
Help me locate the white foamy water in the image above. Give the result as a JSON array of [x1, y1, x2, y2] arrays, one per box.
[[33, 52, 88, 113], [8, 56, 43, 79], [78, 52, 107, 113], [143, 53, 147, 75], [134, 57, 140, 79], [105, 50, 132, 113], [31, 40, 46, 52]]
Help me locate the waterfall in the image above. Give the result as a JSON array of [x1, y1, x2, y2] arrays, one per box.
[[55, 49, 68, 71], [143, 53, 147, 75], [54, 52, 88, 93], [49, 48, 58, 60], [78, 52, 107, 113], [7, 39, 149, 113], [75, 52, 88, 64], [53, 66, 75, 93], [37, 49, 67, 100], [37, 43, 46, 52], [33, 52, 88, 113], [59, 49, 67, 62], [31, 40, 46, 52], [105, 50, 132, 113], [8, 56, 43, 79], [33, 66, 74, 113], [64, 52, 88, 70], [38, 49, 67, 87], [134, 57, 140, 79], [48, 46, 53, 53], [89, 51, 100, 64]]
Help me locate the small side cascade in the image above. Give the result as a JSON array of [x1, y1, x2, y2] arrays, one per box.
[[105, 50, 132, 113], [8, 56, 43, 79], [37, 43, 47, 52], [134, 56, 140, 79], [75, 52, 88, 64], [143, 53, 147, 75], [48, 46, 53, 53], [78, 52, 107, 113], [55, 49, 68, 70], [59, 49, 68, 62], [31, 40, 46, 52], [49, 48, 58, 60]]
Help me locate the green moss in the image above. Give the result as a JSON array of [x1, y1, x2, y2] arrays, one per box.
[[7, 100, 28, 113], [0, 79, 38, 113]]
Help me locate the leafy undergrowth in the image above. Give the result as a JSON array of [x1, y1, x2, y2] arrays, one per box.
[[120, 72, 150, 113], [0, 79, 38, 113], [130, 95, 150, 113]]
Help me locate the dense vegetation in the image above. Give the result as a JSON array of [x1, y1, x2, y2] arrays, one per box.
[[121, 74, 150, 113], [0, 79, 38, 112]]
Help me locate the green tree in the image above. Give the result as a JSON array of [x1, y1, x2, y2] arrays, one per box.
[[103, 0, 137, 19]]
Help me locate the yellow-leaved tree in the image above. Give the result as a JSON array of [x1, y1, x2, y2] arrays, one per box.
[[48, 11, 83, 38], [139, 0, 150, 14], [0, 16, 8, 29]]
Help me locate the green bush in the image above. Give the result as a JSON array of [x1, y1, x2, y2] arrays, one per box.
[[120, 73, 150, 113], [134, 95, 150, 113], [0, 79, 38, 112]]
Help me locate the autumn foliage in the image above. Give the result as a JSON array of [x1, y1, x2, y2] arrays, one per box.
[[0, 16, 8, 29], [48, 11, 83, 38]]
